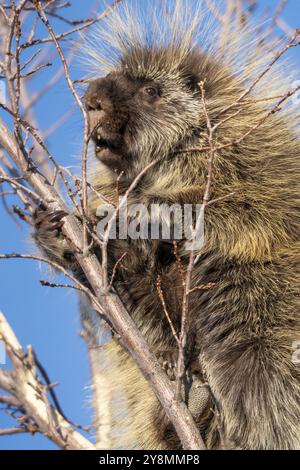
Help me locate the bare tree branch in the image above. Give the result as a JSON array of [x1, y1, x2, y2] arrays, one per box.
[[0, 312, 95, 450]]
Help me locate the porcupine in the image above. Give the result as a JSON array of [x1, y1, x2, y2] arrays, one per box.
[[33, 0, 300, 449]]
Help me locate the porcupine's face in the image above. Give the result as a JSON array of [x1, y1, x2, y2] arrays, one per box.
[[84, 47, 204, 170]]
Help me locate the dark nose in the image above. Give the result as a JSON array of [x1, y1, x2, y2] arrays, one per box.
[[84, 77, 127, 139], [84, 78, 108, 133], [85, 95, 102, 112], [85, 79, 105, 112]]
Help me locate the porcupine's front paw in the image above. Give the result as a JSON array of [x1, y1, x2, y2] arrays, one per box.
[[33, 205, 75, 267], [157, 351, 178, 380]]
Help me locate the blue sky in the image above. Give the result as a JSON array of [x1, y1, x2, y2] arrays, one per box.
[[0, 0, 299, 450]]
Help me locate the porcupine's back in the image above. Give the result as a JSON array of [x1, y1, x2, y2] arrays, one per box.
[[80, 0, 300, 449]]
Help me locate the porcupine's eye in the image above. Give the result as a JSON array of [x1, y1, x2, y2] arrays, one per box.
[[143, 86, 158, 97], [140, 84, 160, 100]]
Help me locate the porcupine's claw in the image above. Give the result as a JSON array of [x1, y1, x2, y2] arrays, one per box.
[[33, 207, 68, 233], [33, 206, 74, 266]]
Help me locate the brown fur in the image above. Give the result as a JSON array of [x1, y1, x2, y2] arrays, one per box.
[[33, 1, 300, 449]]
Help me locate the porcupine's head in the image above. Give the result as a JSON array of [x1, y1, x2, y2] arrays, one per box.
[[83, 0, 299, 175], [83, 1, 229, 172]]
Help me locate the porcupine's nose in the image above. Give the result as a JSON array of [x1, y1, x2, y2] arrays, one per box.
[[84, 77, 127, 143]]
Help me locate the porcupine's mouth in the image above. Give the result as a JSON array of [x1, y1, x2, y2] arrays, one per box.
[[93, 133, 124, 166], [96, 137, 117, 153]]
